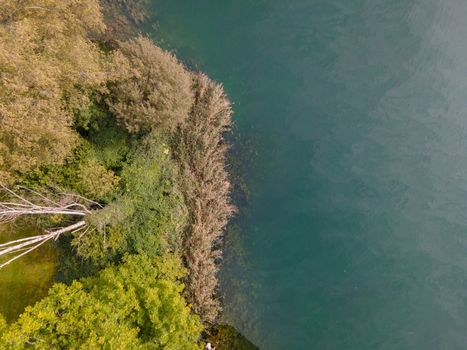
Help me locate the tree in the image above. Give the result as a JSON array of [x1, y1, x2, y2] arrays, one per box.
[[100, 0, 151, 39], [107, 36, 194, 134], [0, 186, 98, 269], [0, 254, 204, 349], [0, 314, 6, 334], [207, 325, 259, 350], [0, 0, 114, 183]]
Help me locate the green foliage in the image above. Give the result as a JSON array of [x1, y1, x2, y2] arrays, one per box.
[[73, 96, 110, 133], [53, 235, 105, 285], [69, 132, 186, 262], [0, 255, 203, 349], [118, 133, 187, 255], [72, 223, 126, 263], [74, 98, 133, 171], [85, 114, 133, 170], [0, 0, 235, 338], [76, 159, 120, 198], [21, 141, 120, 202], [208, 325, 258, 350], [107, 36, 194, 133], [16, 99, 129, 206]]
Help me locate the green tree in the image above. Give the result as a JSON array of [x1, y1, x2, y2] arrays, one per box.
[[207, 325, 259, 350], [0, 314, 6, 334], [76, 159, 120, 199], [0, 254, 203, 349]]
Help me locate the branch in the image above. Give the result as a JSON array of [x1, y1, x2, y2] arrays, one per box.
[[0, 187, 99, 268], [0, 221, 87, 269], [58, 192, 104, 209], [0, 238, 52, 269], [0, 186, 93, 223]]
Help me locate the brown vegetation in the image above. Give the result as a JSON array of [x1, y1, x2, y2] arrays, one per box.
[[100, 0, 150, 39], [107, 36, 194, 134], [0, 0, 113, 184], [174, 74, 235, 323]]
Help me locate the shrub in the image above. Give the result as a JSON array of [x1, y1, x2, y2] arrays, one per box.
[[21, 141, 120, 202], [173, 74, 234, 322], [107, 36, 194, 134], [118, 133, 187, 254], [76, 159, 120, 199], [72, 132, 187, 262]]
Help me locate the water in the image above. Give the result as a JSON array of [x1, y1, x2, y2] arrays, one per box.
[[0, 221, 57, 321], [149, 1, 467, 349]]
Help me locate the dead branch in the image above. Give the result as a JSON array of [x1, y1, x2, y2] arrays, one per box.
[[0, 185, 91, 223], [0, 221, 88, 269], [0, 186, 96, 269]]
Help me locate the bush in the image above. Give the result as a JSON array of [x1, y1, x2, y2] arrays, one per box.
[[76, 159, 120, 199], [21, 141, 120, 202], [118, 133, 187, 255], [107, 36, 194, 133], [73, 132, 187, 262], [84, 114, 132, 171], [173, 74, 234, 322]]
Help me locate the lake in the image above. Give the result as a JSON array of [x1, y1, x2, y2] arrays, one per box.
[[150, 1, 467, 349]]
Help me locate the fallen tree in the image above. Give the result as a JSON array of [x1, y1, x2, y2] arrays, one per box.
[[0, 186, 96, 269]]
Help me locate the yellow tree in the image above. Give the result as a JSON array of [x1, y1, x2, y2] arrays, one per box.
[[0, 0, 115, 183]]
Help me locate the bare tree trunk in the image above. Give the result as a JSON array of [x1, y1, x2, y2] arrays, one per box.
[[0, 221, 87, 269], [0, 186, 94, 269], [0, 185, 91, 223]]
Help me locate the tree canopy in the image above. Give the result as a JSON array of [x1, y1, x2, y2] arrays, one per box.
[[107, 36, 194, 133], [0, 254, 203, 349], [0, 0, 114, 183]]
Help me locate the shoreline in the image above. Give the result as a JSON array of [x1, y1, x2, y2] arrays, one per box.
[[0, 0, 257, 348]]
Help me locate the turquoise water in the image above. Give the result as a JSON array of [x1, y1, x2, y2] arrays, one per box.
[[150, 1, 467, 349]]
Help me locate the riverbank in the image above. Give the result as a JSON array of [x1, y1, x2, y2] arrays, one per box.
[[0, 0, 254, 348]]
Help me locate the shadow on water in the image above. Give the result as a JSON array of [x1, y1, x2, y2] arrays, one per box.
[[0, 220, 57, 322]]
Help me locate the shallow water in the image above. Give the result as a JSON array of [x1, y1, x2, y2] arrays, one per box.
[[150, 1, 467, 349], [0, 222, 57, 321]]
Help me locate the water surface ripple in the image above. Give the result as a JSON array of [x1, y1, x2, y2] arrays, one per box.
[[151, 1, 467, 348]]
